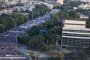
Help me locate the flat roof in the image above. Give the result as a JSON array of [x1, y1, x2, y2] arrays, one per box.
[[64, 18, 86, 21]]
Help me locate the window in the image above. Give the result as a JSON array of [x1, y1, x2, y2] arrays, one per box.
[[62, 37, 90, 47], [62, 33, 90, 37]]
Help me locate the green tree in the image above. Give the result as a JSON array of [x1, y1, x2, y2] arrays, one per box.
[[28, 26, 40, 36], [29, 52, 38, 60], [28, 35, 45, 51], [12, 14, 28, 25], [48, 51, 64, 60], [58, 11, 68, 18], [25, 10, 32, 13], [0, 13, 28, 32], [69, 11, 78, 18], [0, 17, 17, 30], [17, 33, 30, 44]]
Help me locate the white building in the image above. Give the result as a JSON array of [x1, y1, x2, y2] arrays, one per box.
[[57, 0, 63, 5], [78, 3, 90, 9], [79, 14, 89, 19], [61, 18, 90, 48], [0, 0, 29, 5], [3, 0, 17, 5], [71, 0, 90, 2]]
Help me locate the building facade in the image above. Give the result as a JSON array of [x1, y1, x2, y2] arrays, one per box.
[[61, 18, 90, 48]]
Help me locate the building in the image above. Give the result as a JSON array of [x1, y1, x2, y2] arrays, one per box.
[[78, 3, 90, 9], [61, 18, 90, 48], [57, 0, 63, 5], [2, 0, 17, 5], [0, 0, 29, 5], [71, 0, 90, 2], [79, 14, 89, 19]]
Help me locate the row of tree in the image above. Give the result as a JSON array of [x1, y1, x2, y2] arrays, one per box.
[[17, 11, 64, 51], [0, 4, 50, 33], [13, 4, 50, 20], [0, 13, 28, 33], [28, 4, 50, 20]]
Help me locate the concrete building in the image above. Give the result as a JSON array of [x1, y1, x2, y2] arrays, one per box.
[[61, 18, 90, 48]]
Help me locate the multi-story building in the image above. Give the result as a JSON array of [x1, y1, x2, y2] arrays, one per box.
[[61, 18, 90, 48]]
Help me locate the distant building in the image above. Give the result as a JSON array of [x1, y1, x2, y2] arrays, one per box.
[[78, 3, 90, 9], [44, 3, 54, 9], [0, 0, 29, 5], [71, 0, 90, 2], [57, 0, 63, 5], [61, 18, 90, 48], [79, 14, 89, 19]]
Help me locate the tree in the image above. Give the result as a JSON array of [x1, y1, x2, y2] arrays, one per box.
[[13, 9, 19, 13], [28, 4, 50, 20], [52, 14, 60, 21], [0, 13, 28, 33], [25, 10, 32, 13], [20, 8, 25, 13], [86, 17, 90, 28], [29, 52, 38, 60], [28, 26, 40, 36], [48, 50, 64, 60], [0, 17, 17, 30], [12, 14, 28, 25], [40, 43, 48, 51], [69, 11, 78, 18], [49, 26, 62, 35], [58, 11, 68, 18], [28, 35, 45, 51], [0, 13, 10, 17], [49, 34, 61, 48], [17, 33, 30, 44], [60, 4, 69, 11]]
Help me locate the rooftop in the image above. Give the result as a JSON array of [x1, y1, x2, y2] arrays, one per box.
[[64, 18, 86, 21]]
